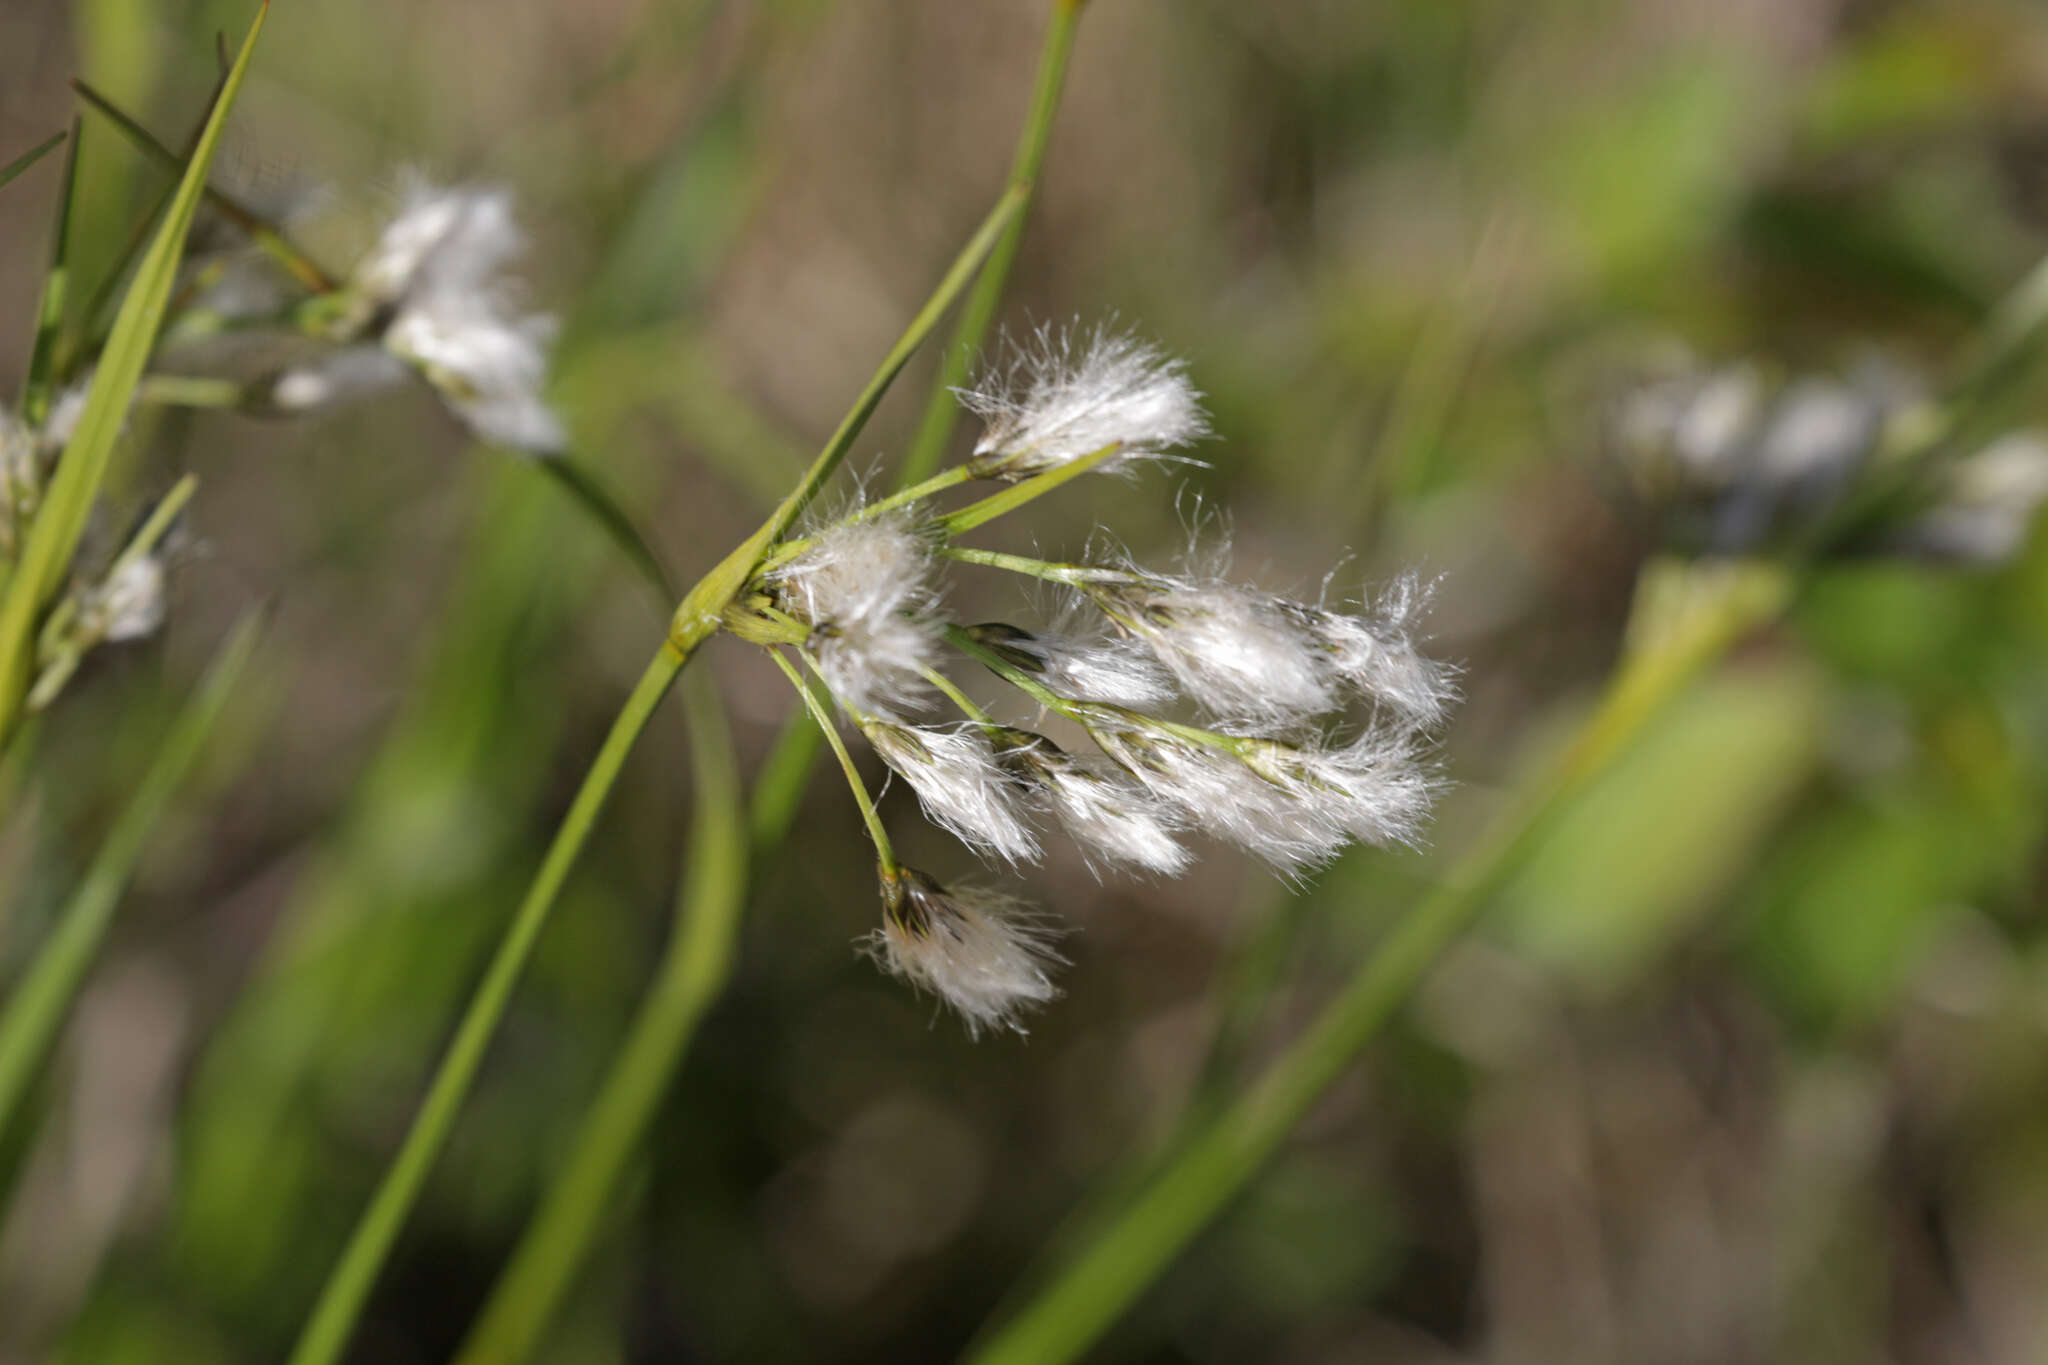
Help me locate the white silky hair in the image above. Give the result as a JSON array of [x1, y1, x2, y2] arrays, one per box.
[[958, 324, 1209, 479], [866, 723, 1040, 866], [349, 176, 567, 454], [867, 869, 1062, 1037], [772, 513, 943, 721]]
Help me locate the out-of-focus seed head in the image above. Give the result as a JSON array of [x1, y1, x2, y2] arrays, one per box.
[[868, 867, 1061, 1037], [81, 555, 167, 644], [958, 324, 1209, 481], [345, 176, 566, 454]]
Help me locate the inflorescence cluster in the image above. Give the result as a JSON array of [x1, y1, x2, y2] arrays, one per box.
[[729, 326, 1457, 1035]]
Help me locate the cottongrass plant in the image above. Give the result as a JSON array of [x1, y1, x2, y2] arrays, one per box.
[[730, 325, 1453, 1029]]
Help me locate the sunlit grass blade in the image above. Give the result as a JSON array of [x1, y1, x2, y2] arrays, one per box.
[[0, 612, 262, 1152], [71, 74, 339, 295], [962, 567, 1791, 1365], [0, 129, 65, 195], [898, 0, 1086, 485], [0, 1, 271, 753], [20, 120, 79, 431], [455, 669, 745, 1365]]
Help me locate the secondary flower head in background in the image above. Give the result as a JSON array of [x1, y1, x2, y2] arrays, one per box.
[[272, 175, 567, 455], [1608, 350, 2048, 564]]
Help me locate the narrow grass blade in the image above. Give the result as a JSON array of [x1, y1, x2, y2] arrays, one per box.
[[898, 0, 1086, 485], [533, 455, 673, 599], [962, 569, 1790, 1365], [0, 613, 261, 1151], [455, 668, 746, 1365], [0, 1, 271, 753], [71, 75, 338, 295], [0, 129, 66, 195], [20, 120, 80, 429]]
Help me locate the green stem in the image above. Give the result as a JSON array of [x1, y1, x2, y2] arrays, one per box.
[[939, 545, 1102, 585], [667, 182, 1027, 654], [898, 0, 1087, 485], [917, 663, 993, 725], [963, 564, 1790, 1365], [287, 641, 690, 1365], [935, 441, 1121, 536], [0, 613, 260, 1148], [769, 648, 896, 875], [452, 669, 745, 1365]]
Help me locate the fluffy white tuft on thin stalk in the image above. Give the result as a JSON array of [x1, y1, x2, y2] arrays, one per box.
[[967, 622, 1175, 708], [772, 513, 942, 720], [81, 555, 167, 644], [1079, 708, 1436, 874], [1288, 574, 1458, 728], [865, 722, 1040, 865], [996, 730, 1190, 876], [959, 324, 1209, 480], [867, 867, 1062, 1037], [1091, 574, 1335, 729], [345, 175, 567, 454]]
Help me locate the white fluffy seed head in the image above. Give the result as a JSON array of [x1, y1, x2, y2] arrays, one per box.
[[351, 176, 566, 454], [82, 555, 167, 644], [773, 513, 942, 720], [867, 867, 1062, 1037], [1079, 708, 1436, 874], [996, 730, 1191, 877], [1287, 575, 1457, 729], [966, 622, 1175, 709], [1890, 432, 2048, 563], [865, 723, 1040, 865], [958, 324, 1209, 480]]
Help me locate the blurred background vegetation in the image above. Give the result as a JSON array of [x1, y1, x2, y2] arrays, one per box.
[[6, 0, 2048, 1360]]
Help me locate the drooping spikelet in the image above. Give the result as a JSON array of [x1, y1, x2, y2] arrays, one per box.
[[867, 867, 1062, 1036], [864, 722, 1040, 865]]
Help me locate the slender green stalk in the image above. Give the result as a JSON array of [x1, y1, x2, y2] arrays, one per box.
[[292, 185, 1026, 1363], [898, 0, 1087, 485], [0, 613, 260, 1148], [965, 565, 1791, 1365], [287, 643, 688, 1365], [0, 2, 268, 752], [918, 662, 993, 724], [772, 649, 895, 874], [934, 441, 1121, 536], [453, 669, 744, 1365], [666, 182, 1027, 655], [747, 707, 824, 851]]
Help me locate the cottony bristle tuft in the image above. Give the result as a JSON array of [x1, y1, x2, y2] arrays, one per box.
[[959, 324, 1208, 480], [866, 867, 1062, 1037], [772, 512, 942, 720], [865, 723, 1040, 865]]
